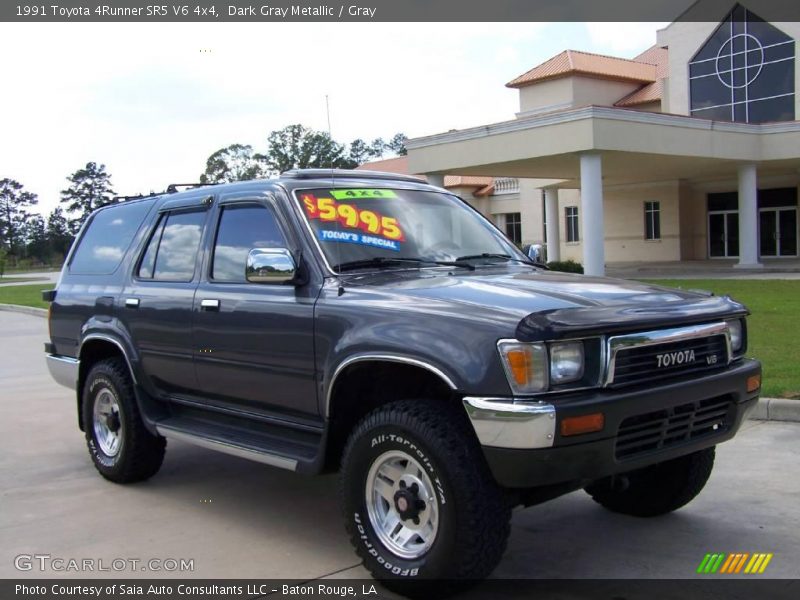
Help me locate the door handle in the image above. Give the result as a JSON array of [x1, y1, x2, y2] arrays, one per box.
[[200, 299, 220, 311], [125, 298, 140, 308]]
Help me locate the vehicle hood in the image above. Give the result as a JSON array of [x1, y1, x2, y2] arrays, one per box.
[[340, 267, 748, 340]]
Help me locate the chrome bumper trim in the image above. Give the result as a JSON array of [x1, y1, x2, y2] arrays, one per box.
[[46, 354, 80, 390], [463, 396, 556, 449]]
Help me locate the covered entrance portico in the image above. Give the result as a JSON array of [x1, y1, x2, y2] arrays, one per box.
[[407, 106, 800, 276]]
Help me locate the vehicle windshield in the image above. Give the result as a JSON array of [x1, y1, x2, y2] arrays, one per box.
[[294, 187, 528, 271]]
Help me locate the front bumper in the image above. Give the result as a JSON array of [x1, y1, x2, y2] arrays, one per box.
[[464, 358, 761, 488]]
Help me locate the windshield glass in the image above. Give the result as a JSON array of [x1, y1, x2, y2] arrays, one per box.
[[294, 187, 525, 270]]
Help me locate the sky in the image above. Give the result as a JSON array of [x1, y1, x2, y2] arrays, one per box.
[[0, 22, 667, 216]]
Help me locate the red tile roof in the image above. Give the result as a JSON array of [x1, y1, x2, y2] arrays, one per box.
[[615, 45, 668, 107], [506, 49, 657, 88]]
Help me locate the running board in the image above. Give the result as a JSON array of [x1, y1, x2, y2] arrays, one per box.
[[156, 424, 299, 472]]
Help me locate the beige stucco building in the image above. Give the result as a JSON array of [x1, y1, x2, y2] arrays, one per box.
[[392, 4, 800, 275]]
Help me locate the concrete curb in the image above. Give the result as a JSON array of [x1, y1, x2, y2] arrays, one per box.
[[0, 303, 797, 422], [0, 303, 47, 318], [751, 397, 800, 423]]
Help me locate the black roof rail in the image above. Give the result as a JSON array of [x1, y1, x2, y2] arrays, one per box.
[[280, 169, 426, 184], [112, 192, 159, 202], [165, 182, 218, 194]]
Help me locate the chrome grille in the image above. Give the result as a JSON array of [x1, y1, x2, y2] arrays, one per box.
[[615, 395, 733, 460], [606, 322, 731, 388]]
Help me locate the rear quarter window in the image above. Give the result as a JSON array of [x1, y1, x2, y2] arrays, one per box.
[[69, 201, 154, 275]]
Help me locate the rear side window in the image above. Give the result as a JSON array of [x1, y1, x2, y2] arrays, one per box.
[[212, 205, 287, 282], [69, 201, 153, 275], [137, 210, 206, 282]]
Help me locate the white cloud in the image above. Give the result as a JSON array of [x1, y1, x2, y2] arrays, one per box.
[[0, 22, 658, 217], [584, 22, 670, 55]]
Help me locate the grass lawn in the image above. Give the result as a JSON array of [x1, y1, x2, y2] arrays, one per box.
[[0, 283, 53, 309], [0, 277, 48, 285], [648, 279, 800, 399]]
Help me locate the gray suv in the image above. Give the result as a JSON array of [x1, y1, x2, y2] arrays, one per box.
[[45, 170, 761, 593]]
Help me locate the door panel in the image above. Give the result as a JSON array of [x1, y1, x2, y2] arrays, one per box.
[[192, 201, 319, 418], [779, 209, 797, 256], [726, 213, 739, 258], [709, 213, 726, 257], [760, 210, 777, 257]]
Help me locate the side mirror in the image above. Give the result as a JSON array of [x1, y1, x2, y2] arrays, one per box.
[[246, 248, 297, 284], [526, 243, 547, 265]]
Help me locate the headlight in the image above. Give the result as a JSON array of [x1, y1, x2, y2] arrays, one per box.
[[498, 341, 548, 394], [550, 341, 584, 384], [727, 319, 743, 353]]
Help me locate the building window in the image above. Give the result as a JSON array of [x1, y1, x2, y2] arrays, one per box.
[[644, 201, 661, 240], [689, 5, 795, 123], [565, 206, 579, 243], [503, 212, 522, 244]]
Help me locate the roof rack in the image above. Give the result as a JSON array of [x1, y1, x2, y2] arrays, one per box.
[[112, 192, 158, 202], [165, 182, 218, 194], [280, 169, 426, 184]]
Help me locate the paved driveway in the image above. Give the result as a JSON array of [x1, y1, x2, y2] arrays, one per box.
[[1, 311, 798, 583]]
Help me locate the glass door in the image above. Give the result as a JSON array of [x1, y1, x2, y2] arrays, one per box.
[[760, 208, 798, 257], [708, 212, 739, 258], [779, 208, 797, 256]]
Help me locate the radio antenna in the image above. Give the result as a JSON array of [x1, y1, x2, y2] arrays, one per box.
[[326, 94, 342, 275]]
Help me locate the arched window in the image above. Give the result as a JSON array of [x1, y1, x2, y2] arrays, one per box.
[[689, 4, 795, 123]]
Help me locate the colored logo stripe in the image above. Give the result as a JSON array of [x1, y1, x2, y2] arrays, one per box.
[[699, 553, 773, 574]]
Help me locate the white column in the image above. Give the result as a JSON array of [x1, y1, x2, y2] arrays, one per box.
[[544, 188, 561, 262], [426, 174, 445, 188], [580, 153, 605, 276], [735, 164, 762, 268]]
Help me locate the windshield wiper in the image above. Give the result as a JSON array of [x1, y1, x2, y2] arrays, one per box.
[[456, 253, 542, 267], [332, 257, 474, 272]]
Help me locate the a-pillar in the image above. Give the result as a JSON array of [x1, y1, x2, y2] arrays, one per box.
[[580, 153, 605, 276], [735, 163, 763, 269], [426, 174, 445, 188], [544, 188, 561, 262]]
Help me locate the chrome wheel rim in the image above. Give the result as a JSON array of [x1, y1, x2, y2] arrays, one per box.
[[92, 388, 123, 457], [365, 450, 439, 560]]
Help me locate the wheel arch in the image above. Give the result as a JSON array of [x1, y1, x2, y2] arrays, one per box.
[[323, 355, 462, 472]]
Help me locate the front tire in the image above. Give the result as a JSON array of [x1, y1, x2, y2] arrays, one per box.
[[82, 358, 166, 483], [340, 400, 510, 595], [585, 447, 716, 517]]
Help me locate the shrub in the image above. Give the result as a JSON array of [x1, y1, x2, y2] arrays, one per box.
[[547, 259, 584, 274]]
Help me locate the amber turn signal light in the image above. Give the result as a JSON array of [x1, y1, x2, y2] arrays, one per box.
[[747, 374, 761, 393], [561, 413, 605, 437]]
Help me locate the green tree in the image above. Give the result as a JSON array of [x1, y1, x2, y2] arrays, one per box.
[[199, 144, 268, 184], [60, 162, 116, 232], [0, 178, 38, 255], [265, 124, 356, 173], [46, 207, 74, 259], [347, 138, 372, 165], [23, 214, 48, 262], [387, 133, 408, 156], [368, 138, 386, 160]]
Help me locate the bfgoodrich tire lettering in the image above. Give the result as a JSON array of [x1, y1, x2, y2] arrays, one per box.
[[340, 400, 510, 594], [585, 447, 716, 517], [82, 358, 166, 483]]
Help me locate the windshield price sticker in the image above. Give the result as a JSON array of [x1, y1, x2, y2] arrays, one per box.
[[302, 194, 405, 241], [330, 189, 398, 200], [318, 229, 401, 251]]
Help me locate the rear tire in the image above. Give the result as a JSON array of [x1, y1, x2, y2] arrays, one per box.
[[82, 358, 166, 483], [340, 400, 511, 597], [585, 447, 715, 517]]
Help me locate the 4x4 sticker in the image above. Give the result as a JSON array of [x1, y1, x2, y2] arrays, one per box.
[[302, 193, 405, 241], [330, 189, 397, 200]]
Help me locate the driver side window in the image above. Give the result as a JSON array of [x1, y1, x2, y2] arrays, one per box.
[[211, 204, 287, 283]]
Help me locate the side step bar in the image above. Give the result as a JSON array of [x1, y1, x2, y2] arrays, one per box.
[[156, 424, 299, 472]]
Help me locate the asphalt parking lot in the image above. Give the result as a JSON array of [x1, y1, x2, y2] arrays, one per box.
[[1, 311, 798, 584]]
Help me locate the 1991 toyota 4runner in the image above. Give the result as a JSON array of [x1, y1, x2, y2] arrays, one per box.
[[45, 170, 761, 592]]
